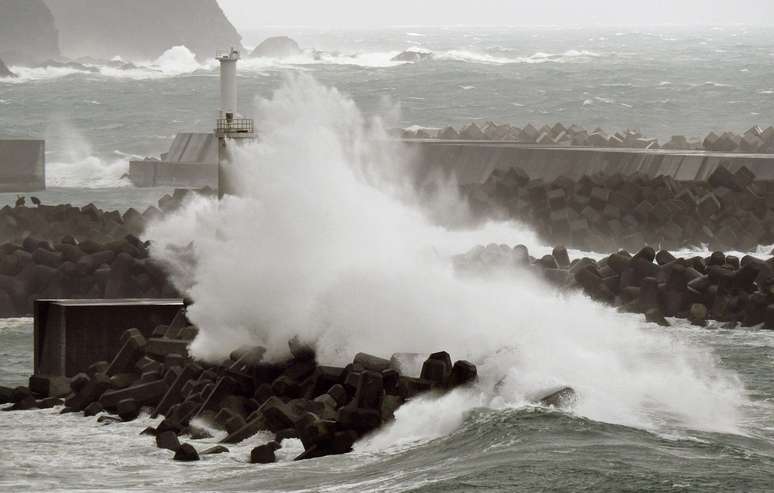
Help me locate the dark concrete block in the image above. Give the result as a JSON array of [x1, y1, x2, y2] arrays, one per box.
[[117, 398, 140, 421], [157, 430, 181, 451], [250, 442, 280, 464], [145, 338, 189, 359], [100, 379, 168, 409], [34, 299, 182, 377], [28, 375, 70, 398], [353, 353, 391, 372]]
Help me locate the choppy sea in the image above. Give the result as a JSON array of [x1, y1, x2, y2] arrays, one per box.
[[2, 27, 774, 492], [1, 26, 774, 194]]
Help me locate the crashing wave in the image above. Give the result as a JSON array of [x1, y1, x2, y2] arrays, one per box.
[[0, 44, 609, 83], [2, 45, 214, 82]]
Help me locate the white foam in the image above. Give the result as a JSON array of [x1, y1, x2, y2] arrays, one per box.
[[47, 155, 131, 188], [239, 50, 407, 70], [44, 122, 131, 188], [0, 46, 607, 84], [146, 74, 748, 442], [3, 46, 215, 83]]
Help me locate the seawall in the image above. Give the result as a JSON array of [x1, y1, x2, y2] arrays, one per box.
[[128, 133, 217, 188], [0, 140, 45, 192], [127, 136, 774, 191], [406, 139, 774, 185]]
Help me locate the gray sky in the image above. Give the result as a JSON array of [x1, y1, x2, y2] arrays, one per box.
[[218, 0, 774, 29]]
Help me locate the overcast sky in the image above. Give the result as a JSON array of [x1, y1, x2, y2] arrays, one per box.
[[218, 0, 774, 30]]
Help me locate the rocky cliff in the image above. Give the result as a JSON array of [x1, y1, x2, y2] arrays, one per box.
[[44, 0, 242, 61], [0, 0, 60, 64]]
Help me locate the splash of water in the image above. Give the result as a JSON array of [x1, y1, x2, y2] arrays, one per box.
[[45, 121, 131, 188], [151, 46, 213, 76], [147, 74, 747, 438]]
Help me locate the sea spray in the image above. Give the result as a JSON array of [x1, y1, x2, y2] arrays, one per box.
[[44, 120, 131, 188], [147, 74, 747, 437]]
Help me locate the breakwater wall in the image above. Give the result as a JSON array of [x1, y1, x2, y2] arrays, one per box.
[[34, 299, 183, 377], [0, 140, 45, 192], [403, 122, 774, 154], [129, 133, 218, 188], [127, 133, 774, 192], [406, 140, 774, 186]]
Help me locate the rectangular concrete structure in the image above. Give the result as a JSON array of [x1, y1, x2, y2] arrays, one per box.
[[128, 160, 218, 188], [406, 140, 774, 185], [0, 139, 45, 192], [34, 299, 183, 377], [129, 133, 218, 188]]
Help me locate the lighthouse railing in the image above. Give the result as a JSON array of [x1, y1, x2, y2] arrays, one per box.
[[216, 118, 254, 134]]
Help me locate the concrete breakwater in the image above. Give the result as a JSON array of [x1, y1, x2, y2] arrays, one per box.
[[0, 189, 214, 316], [403, 121, 774, 154], [0, 312, 539, 464], [406, 139, 774, 186], [0, 140, 45, 192], [457, 243, 774, 329], [127, 126, 774, 191], [463, 164, 774, 252]]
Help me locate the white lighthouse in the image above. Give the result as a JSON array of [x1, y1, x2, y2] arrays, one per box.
[[217, 48, 239, 119], [215, 48, 255, 198]]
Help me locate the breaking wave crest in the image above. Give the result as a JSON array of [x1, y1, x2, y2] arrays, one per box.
[[44, 123, 131, 188], [0, 46, 605, 83], [47, 154, 131, 188], [3, 46, 215, 83]]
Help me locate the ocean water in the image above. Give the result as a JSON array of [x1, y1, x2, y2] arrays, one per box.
[[3, 317, 774, 492], [2, 27, 774, 492], [1, 27, 774, 194]]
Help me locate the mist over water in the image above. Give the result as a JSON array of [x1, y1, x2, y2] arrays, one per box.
[[146, 75, 748, 442]]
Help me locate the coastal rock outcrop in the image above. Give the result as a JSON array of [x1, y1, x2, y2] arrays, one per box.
[[0, 0, 60, 64], [44, 0, 242, 61], [391, 49, 433, 63], [0, 57, 16, 78], [250, 37, 302, 58]]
